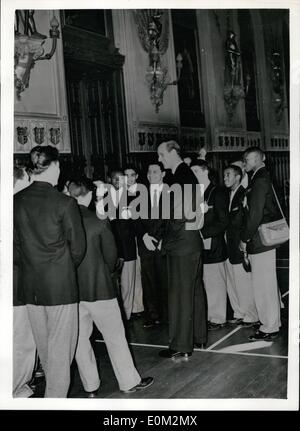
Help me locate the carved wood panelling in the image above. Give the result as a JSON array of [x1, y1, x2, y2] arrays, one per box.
[[179, 127, 207, 152], [214, 131, 262, 151], [131, 122, 208, 153], [131, 122, 178, 152], [268, 134, 289, 151]]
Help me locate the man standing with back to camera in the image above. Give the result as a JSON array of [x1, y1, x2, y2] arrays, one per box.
[[157, 140, 207, 359], [14, 146, 86, 397]]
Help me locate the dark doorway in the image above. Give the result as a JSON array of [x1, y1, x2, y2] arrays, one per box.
[[61, 10, 127, 181]]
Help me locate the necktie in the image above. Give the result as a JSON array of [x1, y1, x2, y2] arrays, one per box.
[[152, 189, 158, 208]]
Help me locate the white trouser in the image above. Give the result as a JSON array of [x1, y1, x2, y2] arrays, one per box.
[[121, 260, 136, 319], [75, 299, 141, 392], [225, 259, 259, 322], [13, 305, 36, 397], [203, 262, 227, 324], [249, 250, 281, 333], [26, 303, 78, 398], [132, 255, 144, 313]]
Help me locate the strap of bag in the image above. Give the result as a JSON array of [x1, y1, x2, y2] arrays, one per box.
[[271, 184, 286, 220]]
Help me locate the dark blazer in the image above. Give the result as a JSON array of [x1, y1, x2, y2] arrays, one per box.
[[162, 162, 203, 256], [241, 166, 282, 254], [14, 181, 86, 306], [226, 185, 247, 265], [109, 188, 137, 262], [201, 183, 229, 264], [135, 184, 166, 258], [77, 206, 118, 301]]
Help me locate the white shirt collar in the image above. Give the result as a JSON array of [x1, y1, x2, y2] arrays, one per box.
[[150, 183, 164, 192], [128, 183, 138, 194]]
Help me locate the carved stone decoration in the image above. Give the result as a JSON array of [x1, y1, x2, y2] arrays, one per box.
[[223, 30, 245, 122], [49, 127, 61, 145], [133, 9, 169, 58], [33, 126, 45, 145], [16, 126, 29, 145], [133, 10, 171, 113]]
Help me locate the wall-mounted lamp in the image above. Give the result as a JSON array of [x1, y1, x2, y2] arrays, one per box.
[[14, 10, 60, 100]]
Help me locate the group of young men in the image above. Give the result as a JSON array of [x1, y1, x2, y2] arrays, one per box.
[[13, 141, 283, 398]]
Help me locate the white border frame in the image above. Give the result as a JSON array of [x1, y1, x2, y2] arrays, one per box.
[[1, 0, 299, 411]]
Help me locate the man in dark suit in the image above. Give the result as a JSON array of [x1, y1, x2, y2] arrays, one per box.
[[157, 141, 206, 359], [223, 165, 259, 326], [240, 147, 282, 341], [135, 162, 168, 327], [74, 189, 153, 396], [191, 159, 229, 330], [14, 146, 86, 397]]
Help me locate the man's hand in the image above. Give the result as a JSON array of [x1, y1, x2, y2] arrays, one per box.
[[239, 240, 247, 252], [157, 239, 162, 251], [143, 233, 158, 251], [115, 257, 124, 272]]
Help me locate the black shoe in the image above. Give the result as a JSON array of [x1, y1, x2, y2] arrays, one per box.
[[159, 349, 192, 359], [208, 322, 226, 331], [240, 320, 260, 328], [86, 389, 99, 398], [228, 318, 243, 324], [122, 377, 154, 393], [248, 330, 279, 341], [194, 343, 207, 349]]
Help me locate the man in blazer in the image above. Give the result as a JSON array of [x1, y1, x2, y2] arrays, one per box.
[[13, 166, 36, 398], [191, 159, 229, 330], [74, 190, 153, 396], [105, 169, 139, 321], [157, 141, 206, 359], [135, 162, 168, 327], [14, 146, 86, 397], [124, 165, 144, 318], [223, 165, 259, 326], [240, 147, 282, 341]]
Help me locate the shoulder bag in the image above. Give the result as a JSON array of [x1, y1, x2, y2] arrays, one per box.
[[258, 184, 289, 246]]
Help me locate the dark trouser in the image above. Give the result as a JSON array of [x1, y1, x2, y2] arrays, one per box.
[[140, 251, 168, 322], [167, 252, 207, 353]]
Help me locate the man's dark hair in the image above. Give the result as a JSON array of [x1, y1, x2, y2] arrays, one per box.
[[108, 167, 124, 178], [13, 165, 26, 182], [147, 161, 165, 172], [32, 146, 59, 174], [190, 159, 210, 171], [124, 164, 139, 175], [225, 164, 243, 179]]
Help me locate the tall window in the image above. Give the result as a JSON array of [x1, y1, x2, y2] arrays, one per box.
[[171, 10, 205, 128], [64, 10, 106, 36], [238, 10, 260, 131]]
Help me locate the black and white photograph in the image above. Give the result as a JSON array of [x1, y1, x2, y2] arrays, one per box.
[[0, 0, 299, 415]]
